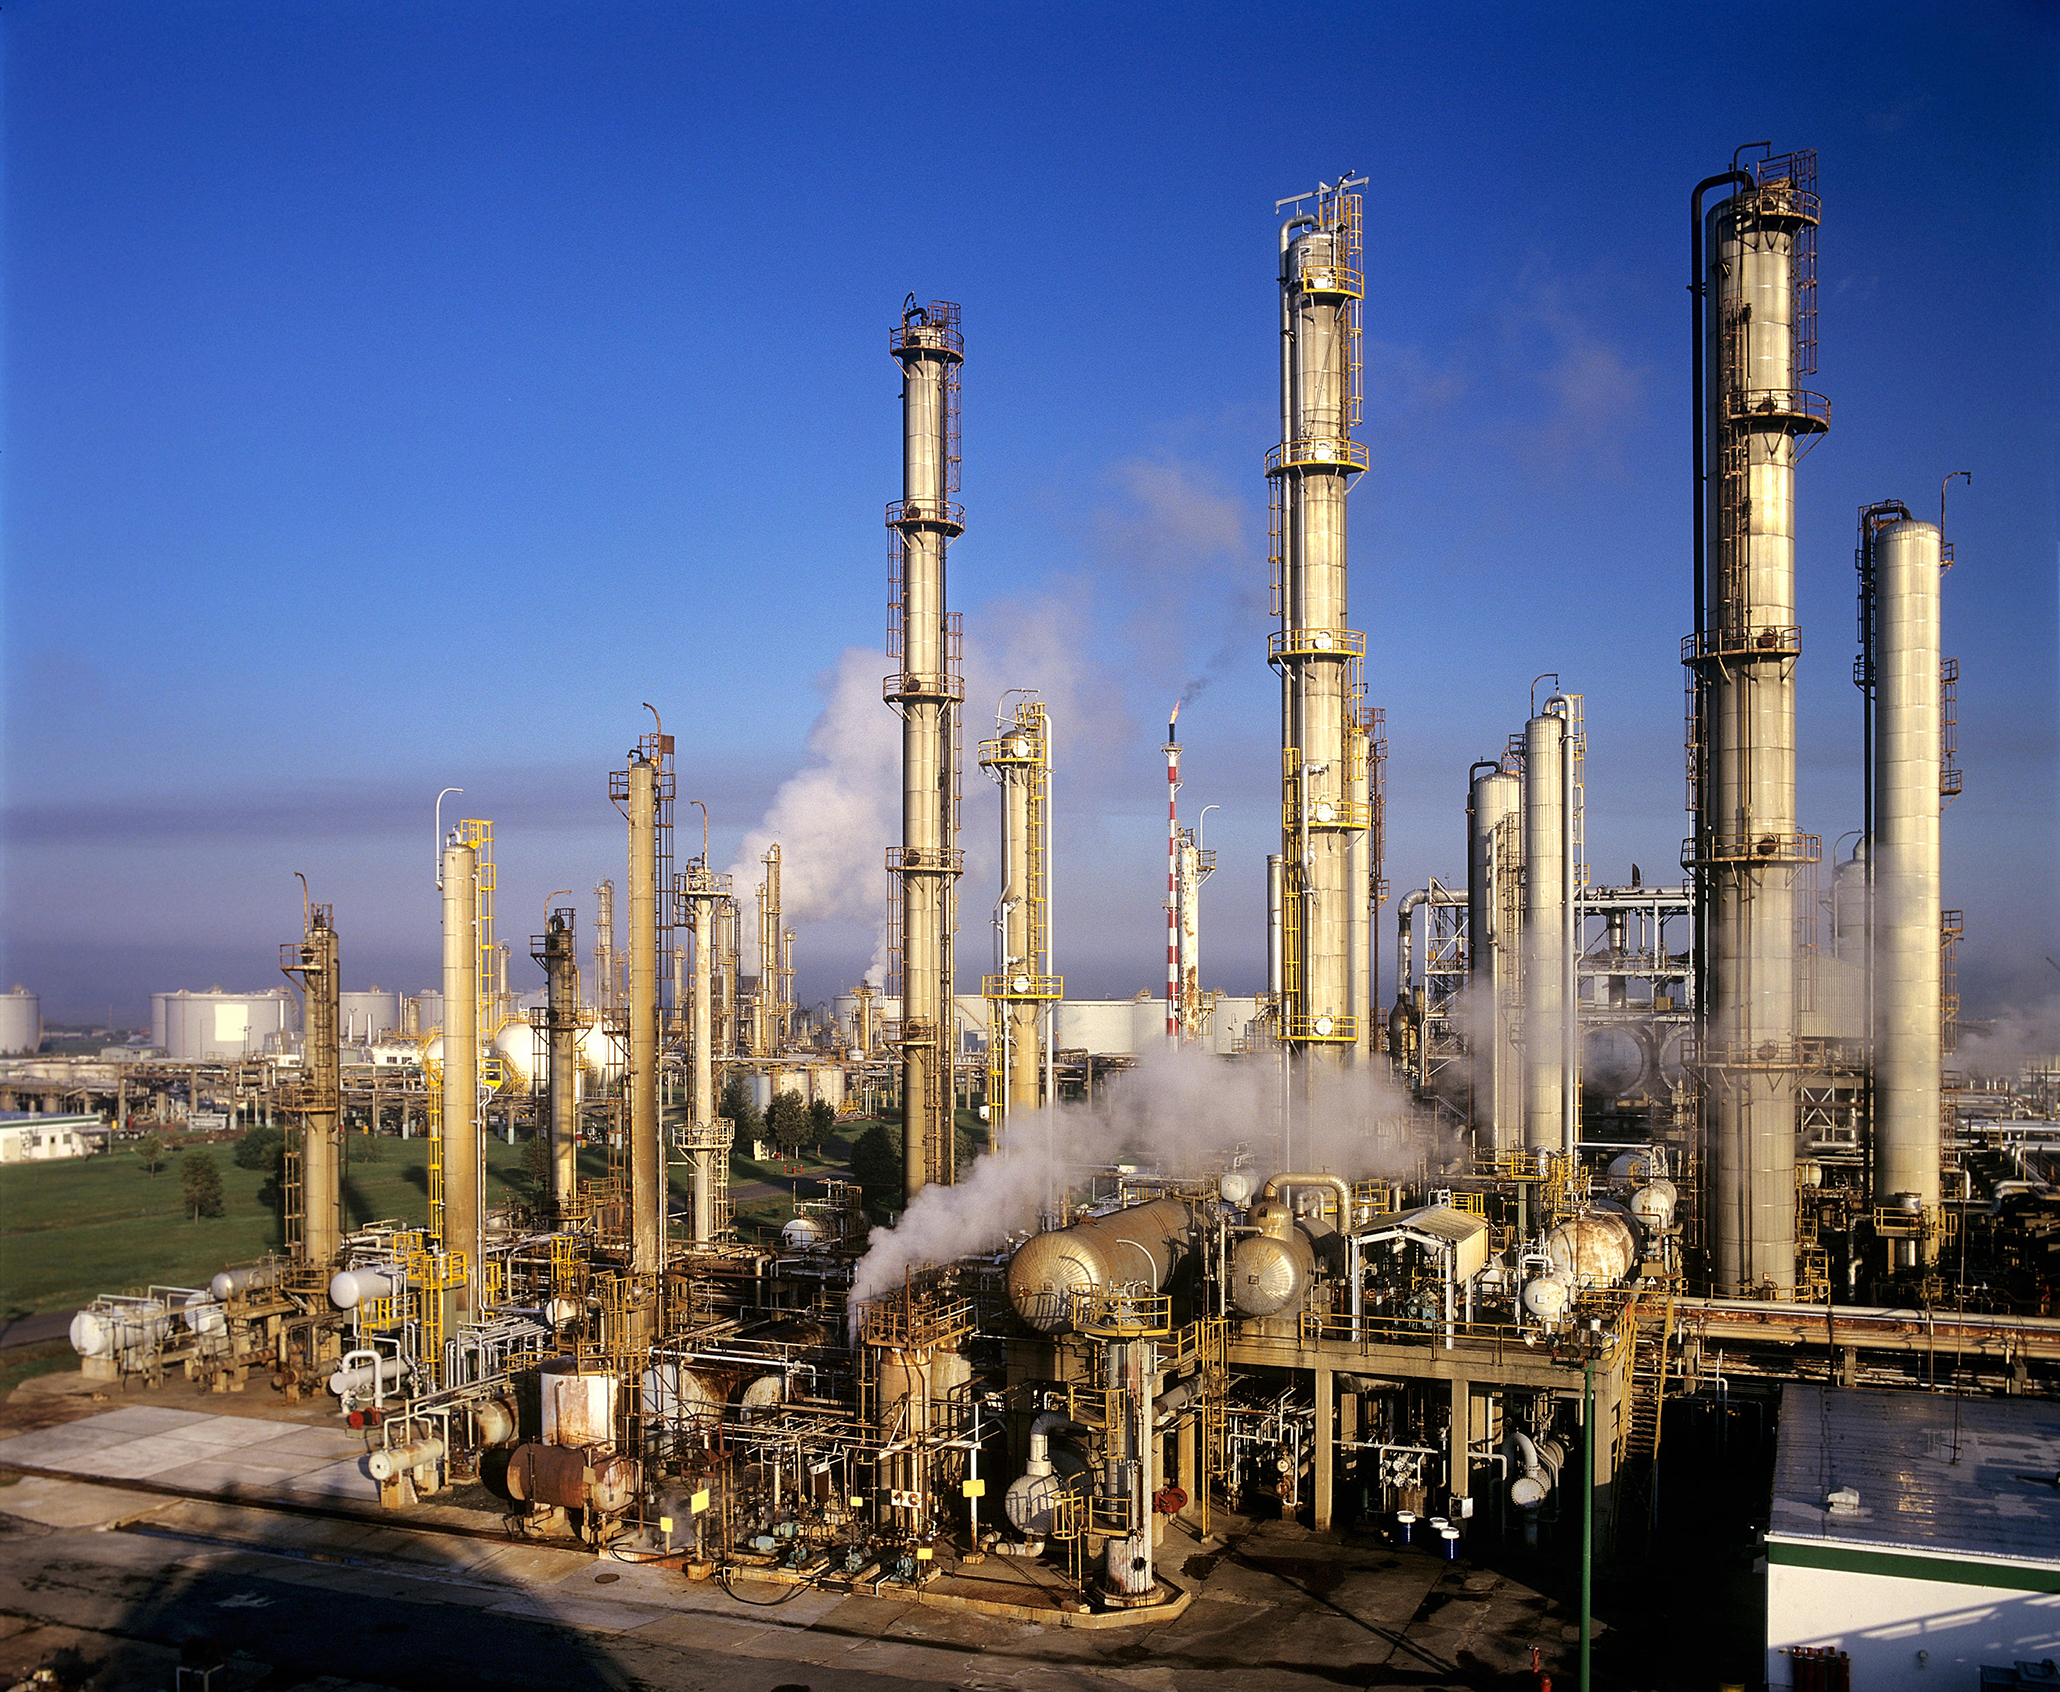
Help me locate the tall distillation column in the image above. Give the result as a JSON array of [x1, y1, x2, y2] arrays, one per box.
[[1268, 176, 1370, 1074], [1522, 698, 1582, 1155], [885, 298, 965, 1200], [613, 730, 673, 1276], [1863, 509, 1946, 1258], [677, 849, 734, 1243], [751, 847, 784, 1058], [440, 836, 482, 1315], [1466, 762, 1523, 1149], [281, 900, 341, 1263], [1687, 150, 1828, 1293], [979, 701, 1059, 1155], [533, 908, 581, 1212], [1164, 705, 1182, 1045]]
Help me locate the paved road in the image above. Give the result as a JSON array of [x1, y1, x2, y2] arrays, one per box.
[[0, 1311, 74, 1352], [0, 1472, 1580, 1692]]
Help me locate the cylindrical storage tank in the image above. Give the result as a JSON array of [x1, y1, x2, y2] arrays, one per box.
[[338, 989, 401, 1045], [411, 989, 446, 1033], [1054, 1000, 1134, 1057], [1872, 519, 1944, 1227], [876, 1346, 934, 1436], [504, 1441, 589, 1508], [1831, 840, 1869, 961], [1229, 1200, 1318, 1317], [1605, 1149, 1667, 1185], [182, 1290, 226, 1339], [1520, 1270, 1573, 1324], [211, 1264, 284, 1301], [1005, 1197, 1193, 1333], [749, 1074, 774, 1114], [69, 1301, 171, 1362], [780, 1214, 829, 1253], [928, 1345, 972, 1412], [159, 989, 298, 1061], [1539, 1210, 1639, 1287], [0, 988, 41, 1056], [475, 1397, 519, 1448], [640, 1361, 725, 1422], [1627, 1178, 1678, 1234], [328, 1265, 407, 1309], [737, 1374, 785, 1413], [1129, 996, 1165, 1055]]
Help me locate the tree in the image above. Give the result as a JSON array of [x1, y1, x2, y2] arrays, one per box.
[[233, 1124, 284, 1171], [806, 1098, 835, 1154], [719, 1072, 762, 1147], [136, 1132, 167, 1177], [767, 1090, 809, 1158], [181, 1149, 225, 1220], [851, 1120, 903, 1220]]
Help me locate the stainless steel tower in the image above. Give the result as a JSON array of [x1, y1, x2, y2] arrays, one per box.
[[1860, 506, 1947, 1259], [612, 733, 673, 1277], [1466, 762, 1522, 1148], [885, 298, 965, 1200], [676, 850, 734, 1242], [1269, 177, 1372, 1073], [979, 701, 1059, 1155], [280, 900, 341, 1264], [532, 908, 581, 1212], [440, 836, 482, 1316], [1686, 150, 1829, 1294]]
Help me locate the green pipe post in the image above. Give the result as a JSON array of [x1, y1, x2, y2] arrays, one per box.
[[1581, 1358, 1593, 1692]]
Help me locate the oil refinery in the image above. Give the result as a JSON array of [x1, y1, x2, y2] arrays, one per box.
[[9, 150, 2059, 1692]]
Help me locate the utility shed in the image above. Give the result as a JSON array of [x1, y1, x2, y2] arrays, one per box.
[[1766, 1384, 2060, 1689]]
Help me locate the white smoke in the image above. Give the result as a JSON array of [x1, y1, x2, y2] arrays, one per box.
[[845, 1044, 1457, 1333], [725, 646, 899, 977], [1954, 996, 2060, 1085]]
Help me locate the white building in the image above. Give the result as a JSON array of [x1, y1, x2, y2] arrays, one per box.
[[1766, 1384, 2060, 1688], [0, 1113, 100, 1163]]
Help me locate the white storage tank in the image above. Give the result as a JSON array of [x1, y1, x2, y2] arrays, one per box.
[[339, 988, 401, 1044], [1056, 999, 1135, 1056], [157, 988, 297, 1061], [0, 987, 40, 1056], [410, 989, 445, 1034]]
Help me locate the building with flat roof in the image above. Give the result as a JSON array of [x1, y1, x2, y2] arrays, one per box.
[[1767, 1384, 2060, 1688]]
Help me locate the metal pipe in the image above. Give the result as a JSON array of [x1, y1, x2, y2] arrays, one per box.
[[1260, 1170, 1352, 1224]]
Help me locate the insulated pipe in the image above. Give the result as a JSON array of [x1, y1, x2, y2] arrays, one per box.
[[1522, 712, 1566, 1152], [1871, 519, 1943, 1245], [1260, 1171, 1352, 1224], [1266, 854, 1286, 1001], [627, 756, 660, 1275], [440, 840, 481, 1312]]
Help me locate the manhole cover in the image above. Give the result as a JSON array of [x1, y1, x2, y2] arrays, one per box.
[[594, 1571, 620, 1584]]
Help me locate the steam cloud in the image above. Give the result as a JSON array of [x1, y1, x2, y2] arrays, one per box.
[[846, 1044, 1458, 1332]]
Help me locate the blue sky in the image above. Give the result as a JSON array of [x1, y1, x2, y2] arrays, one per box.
[[4, 1, 2055, 1028]]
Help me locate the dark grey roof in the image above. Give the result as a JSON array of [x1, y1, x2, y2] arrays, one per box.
[[1769, 1383, 2060, 1566]]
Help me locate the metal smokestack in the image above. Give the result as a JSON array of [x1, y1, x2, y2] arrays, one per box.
[[1687, 148, 1829, 1294], [885, 297, 966, 1200]]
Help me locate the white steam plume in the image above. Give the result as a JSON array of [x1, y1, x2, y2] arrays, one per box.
[[846, 1045, 1460, 1331]]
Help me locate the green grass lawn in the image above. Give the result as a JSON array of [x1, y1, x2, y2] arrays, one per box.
[[0, 1112, 953, 1316]]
